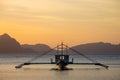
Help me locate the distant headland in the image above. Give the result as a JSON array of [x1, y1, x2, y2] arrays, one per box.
[[0, 33, 120, 54]]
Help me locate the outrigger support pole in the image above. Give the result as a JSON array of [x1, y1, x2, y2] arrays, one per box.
[[15, 46, 57, 69], [63, 44, 109, 69]]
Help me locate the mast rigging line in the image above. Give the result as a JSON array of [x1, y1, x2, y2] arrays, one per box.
[[15, 46, 58, 68], [63, 44, 98, 63], [26, 46, 58, 63], [63, 44, 108, 69]]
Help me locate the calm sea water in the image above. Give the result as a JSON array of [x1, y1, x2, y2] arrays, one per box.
[[0, 54, 120, 80]]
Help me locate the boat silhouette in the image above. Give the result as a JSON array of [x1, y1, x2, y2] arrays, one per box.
[[15, 42, 109, 70]]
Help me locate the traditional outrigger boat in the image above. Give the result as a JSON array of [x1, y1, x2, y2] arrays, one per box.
[[15, 42, 109, 70]]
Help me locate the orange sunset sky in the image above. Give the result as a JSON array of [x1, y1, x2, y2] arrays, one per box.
[[0, 0, 120, 47]]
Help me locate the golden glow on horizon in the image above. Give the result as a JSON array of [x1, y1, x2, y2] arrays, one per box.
[[0, 0, 120, 47]]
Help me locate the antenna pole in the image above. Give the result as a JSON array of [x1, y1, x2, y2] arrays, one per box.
[[61, 42, 64, 55]]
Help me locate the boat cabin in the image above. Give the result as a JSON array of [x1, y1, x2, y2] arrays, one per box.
[[55, 55, 69, 63]]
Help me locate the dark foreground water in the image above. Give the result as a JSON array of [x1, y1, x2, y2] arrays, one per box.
[[0, 54, 120, 80]]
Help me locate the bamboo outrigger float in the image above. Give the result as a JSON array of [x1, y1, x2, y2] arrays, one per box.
[[15, 42, 109, 70]]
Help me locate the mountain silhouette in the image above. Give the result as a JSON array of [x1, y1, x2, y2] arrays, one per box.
[[0, 33, 35, 53], [71, 42, 120, 54], [0, 33, 120, 54], [22, 44, 51, 53]]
